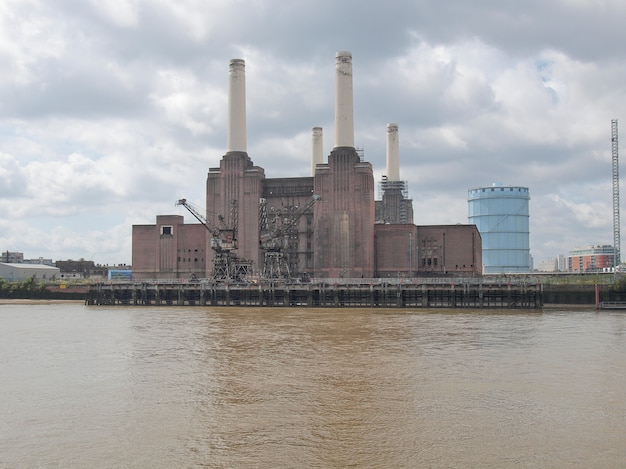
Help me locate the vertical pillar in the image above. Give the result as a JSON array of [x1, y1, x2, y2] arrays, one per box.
[[386, 123, 400, 181], [334, 51, 354, 148], [227, 59, 246, 153], [312, 126, 324, 176]]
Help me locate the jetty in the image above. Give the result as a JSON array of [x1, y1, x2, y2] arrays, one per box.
[[86, 278, 542, 308]]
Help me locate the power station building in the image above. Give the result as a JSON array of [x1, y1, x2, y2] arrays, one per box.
[[468, 184, 531, 274], [132, 52, 482, 281]]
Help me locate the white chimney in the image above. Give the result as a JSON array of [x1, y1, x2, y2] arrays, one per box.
[[334, 51, 354, 148], [311, 126, 324, 175], [227, 58, 246, 153], [386, 123, 400, 181]]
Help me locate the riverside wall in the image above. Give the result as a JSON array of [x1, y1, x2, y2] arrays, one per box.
[[87, 279, 542, 308]]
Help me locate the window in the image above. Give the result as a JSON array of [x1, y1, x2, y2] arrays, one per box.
[[161, 225, 173, 236]]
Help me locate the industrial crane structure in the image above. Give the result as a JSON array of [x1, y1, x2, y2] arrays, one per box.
[[175, 198, 251, 282], [259, 195, 320, 280]]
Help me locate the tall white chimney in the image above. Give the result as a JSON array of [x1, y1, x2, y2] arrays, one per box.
[[227, 58, 246, 153], [334, 51, 354, 148], [311, 126, 324, 175], [386, 123, 400, 181]]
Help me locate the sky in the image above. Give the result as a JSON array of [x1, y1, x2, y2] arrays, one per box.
[[2, 0, 626, 267]]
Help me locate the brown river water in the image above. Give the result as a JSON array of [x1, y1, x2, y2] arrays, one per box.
[[1, 303, 625, 468]]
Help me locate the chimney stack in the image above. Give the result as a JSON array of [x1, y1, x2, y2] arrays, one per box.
[[386, 123, 400, 181], [334, 51, 354, 149], [311, 127, 324, 175], [227, 59, 246, 153]]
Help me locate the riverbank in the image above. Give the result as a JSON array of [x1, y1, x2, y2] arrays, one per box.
[[0, 299, 84, 305]]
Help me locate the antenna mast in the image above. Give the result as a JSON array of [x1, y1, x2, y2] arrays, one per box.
[[612, 119, 620, 266]]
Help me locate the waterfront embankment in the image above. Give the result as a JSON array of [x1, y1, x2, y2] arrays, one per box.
[[86, 278, 626, 308]]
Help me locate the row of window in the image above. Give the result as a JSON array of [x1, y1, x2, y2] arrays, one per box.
[[178, 258, 204, 263], [469, 187, 529, 194]]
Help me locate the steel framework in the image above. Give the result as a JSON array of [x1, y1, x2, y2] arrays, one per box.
[[176, 198, 251, 282], [259, 195, 320, 280], [612, 119, 620, 266]]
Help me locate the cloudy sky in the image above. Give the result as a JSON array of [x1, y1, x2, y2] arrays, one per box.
[[2, 0, 626, 266]]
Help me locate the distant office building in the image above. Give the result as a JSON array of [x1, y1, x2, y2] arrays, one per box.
[[567, 245, 615, 272], [537, 258, 558, 272], [1, 251, 24, 263], [468, 184, 531, 274], [23, 257, 54, 266], [538, 254, 567, 272]]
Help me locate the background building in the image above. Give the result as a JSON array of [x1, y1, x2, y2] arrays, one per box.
[[468, 184, 531, 274], [537, 254, 567, 272], [567, 245, 615, 272], [537, 258, 558, 272], [2, 251, 24, 263], [0, 263, 60, 282]]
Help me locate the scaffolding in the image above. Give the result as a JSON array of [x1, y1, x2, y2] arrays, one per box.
[[259, 195, 320, 280], [378, 176, 411, 224]]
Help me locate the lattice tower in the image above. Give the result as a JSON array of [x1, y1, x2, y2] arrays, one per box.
[[612, 119, 620, 265]]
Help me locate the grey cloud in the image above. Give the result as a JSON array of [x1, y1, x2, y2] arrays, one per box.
[[2, 0, 625, 263]]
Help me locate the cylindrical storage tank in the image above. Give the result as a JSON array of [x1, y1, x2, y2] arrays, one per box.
[[468, 184, 531, 274]]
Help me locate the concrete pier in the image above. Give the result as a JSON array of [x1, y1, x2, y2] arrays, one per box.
[[87, 279, 542, 309]]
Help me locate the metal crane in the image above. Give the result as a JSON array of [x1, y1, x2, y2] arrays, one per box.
[[176, 198, 251, 282], [259, 194, 320, 280]]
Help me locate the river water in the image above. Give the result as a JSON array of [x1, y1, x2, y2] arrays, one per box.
[[1, 303, 624, 468]]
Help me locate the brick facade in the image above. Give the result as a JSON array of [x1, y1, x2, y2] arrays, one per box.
[[313, 147, 375, 278], [415, 225, 482, 276], [133, 165, 482, 280], [132, 215, 207, 280], [374, 224, 418, 277]]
